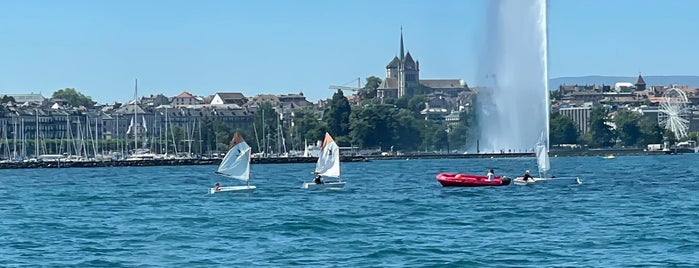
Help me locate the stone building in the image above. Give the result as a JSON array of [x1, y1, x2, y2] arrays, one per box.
[[377, 30, 469, 100]]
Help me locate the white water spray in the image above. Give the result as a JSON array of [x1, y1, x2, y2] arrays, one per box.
[[476, 0, 549, 153]]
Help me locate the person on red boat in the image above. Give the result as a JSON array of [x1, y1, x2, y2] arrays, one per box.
[[486, 168, 495, 181], [522, 170, 533, 181]]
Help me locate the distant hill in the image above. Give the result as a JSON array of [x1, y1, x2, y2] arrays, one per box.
[[549, 75, 699, 89]]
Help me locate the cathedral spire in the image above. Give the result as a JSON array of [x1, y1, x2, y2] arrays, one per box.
[[399, 26, 405, 61]]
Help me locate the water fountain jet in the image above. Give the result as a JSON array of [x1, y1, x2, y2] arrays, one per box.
[[475, 0, 550, 153]]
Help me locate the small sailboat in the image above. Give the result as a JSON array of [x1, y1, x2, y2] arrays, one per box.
[[514, 132, 581, 185], [302, 132, 345, 189], [209, 133, 256, 194], [603, 154, 615, 159], [515, 133, 551, 185]]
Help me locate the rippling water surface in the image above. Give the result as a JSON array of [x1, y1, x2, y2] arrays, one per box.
[[1, 155, 698, 267]]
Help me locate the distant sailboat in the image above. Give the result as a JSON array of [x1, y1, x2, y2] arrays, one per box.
[[302, 132, 345, 189], [514, 132, 581, 185], [515, 132, 550, 185], [209, 133, 256, 193]]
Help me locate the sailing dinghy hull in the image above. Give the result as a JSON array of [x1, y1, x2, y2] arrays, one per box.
[[513, 177, 546, 185], [436, 173, 511, 187], [209, 185, 256, 194], [302, 181, 346, 189], [513, 176, 582, 186]]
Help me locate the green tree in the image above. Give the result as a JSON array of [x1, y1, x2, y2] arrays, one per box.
[[393, 109, 422, 151], [324, 89, 351, 138], [200, 116, 216, 154], [419, 121, 447, 151], [664, 129, 677, 145], [550, 113, 579, 145], [52, 88, 96, 107], [681, 132, 699, 142], [583, 107, 615, 147], [349, 103, 392, 149], [448, 110, 477, 151], [290, 107, 326, 147], [1, 95, 16, 104], [348, 111, 373, 148], [613, 110, 642, 146], [214, 126, 232, 151], [407, 95, 426, 117], [253, 102, 280, 154], [637, 117, 663, 146], [361, 76, 382, 99]]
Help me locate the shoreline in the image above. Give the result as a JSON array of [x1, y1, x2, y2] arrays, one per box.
[[0, 156, 369, 170], [369, 148, 685, 160], [0, 149, 689, 170]]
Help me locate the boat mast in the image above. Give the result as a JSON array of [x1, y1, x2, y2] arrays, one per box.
[[13, 118, 17, 161], [262, 109, 266, 157], [116, 113, 120, 158], [277, 112, 281, 156], [186, 119, 192, 157], [165, 107, 168, 156], [253, 121, 261, 155], [94, 117, 99, 158], [21, 119, 25, 159], [65, 115, 70, 156], [2, 124, 9, 160], [133, 78, 138, 151], [35, 108, 38, 158], [198, 118, 202, 157]]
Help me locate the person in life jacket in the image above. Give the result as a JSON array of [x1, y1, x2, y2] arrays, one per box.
[[313, 174, 324, 184]]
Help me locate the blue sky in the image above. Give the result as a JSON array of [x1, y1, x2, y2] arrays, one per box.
[[1, 0, 698, 104]]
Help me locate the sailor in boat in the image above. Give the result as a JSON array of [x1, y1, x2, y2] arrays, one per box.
[[486, 168, 495, 181], [214, 182, 221, 191], [522, 170, 533, 182], [313, 174, 324, 184]]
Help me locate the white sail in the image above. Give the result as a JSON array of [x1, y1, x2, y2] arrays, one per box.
[[126, 117, 134, 135], [535, 132, 550, 175], [314, 132, 340, 178], [535, 143, 549, 174], [216, 134, 251, 181]]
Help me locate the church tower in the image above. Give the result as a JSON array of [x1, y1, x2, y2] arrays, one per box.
[[380, 28, 422, 99], [396, 28, 419, 98], [635, 73, 646, 91]]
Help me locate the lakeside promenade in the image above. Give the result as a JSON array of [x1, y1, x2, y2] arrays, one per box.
[[0, 148, 682, 170], [0, 156, 369, 170]]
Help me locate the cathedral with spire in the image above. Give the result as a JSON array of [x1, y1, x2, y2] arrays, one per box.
[[378, 29, 469, 100]]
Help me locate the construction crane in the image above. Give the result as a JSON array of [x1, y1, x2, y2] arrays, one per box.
[[329, 77, 362, 93]]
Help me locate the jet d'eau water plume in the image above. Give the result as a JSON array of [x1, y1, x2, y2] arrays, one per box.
[[474, 0, 549, 153]]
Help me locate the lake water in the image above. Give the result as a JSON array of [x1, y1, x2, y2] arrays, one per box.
[[1, 155, 698, 267]]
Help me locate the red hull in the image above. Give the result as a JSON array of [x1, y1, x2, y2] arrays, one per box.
[[436, 173, 511, 187]]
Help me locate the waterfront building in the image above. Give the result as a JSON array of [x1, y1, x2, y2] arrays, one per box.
[[170, 91, 203, 107], [210, 92, 248, 107], [635, 73, 647, 91], [3, 93, 46, 105], [559, 105, 592, 134]]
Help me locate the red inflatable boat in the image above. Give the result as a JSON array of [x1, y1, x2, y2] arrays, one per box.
[[436, 173, 512, 187]]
